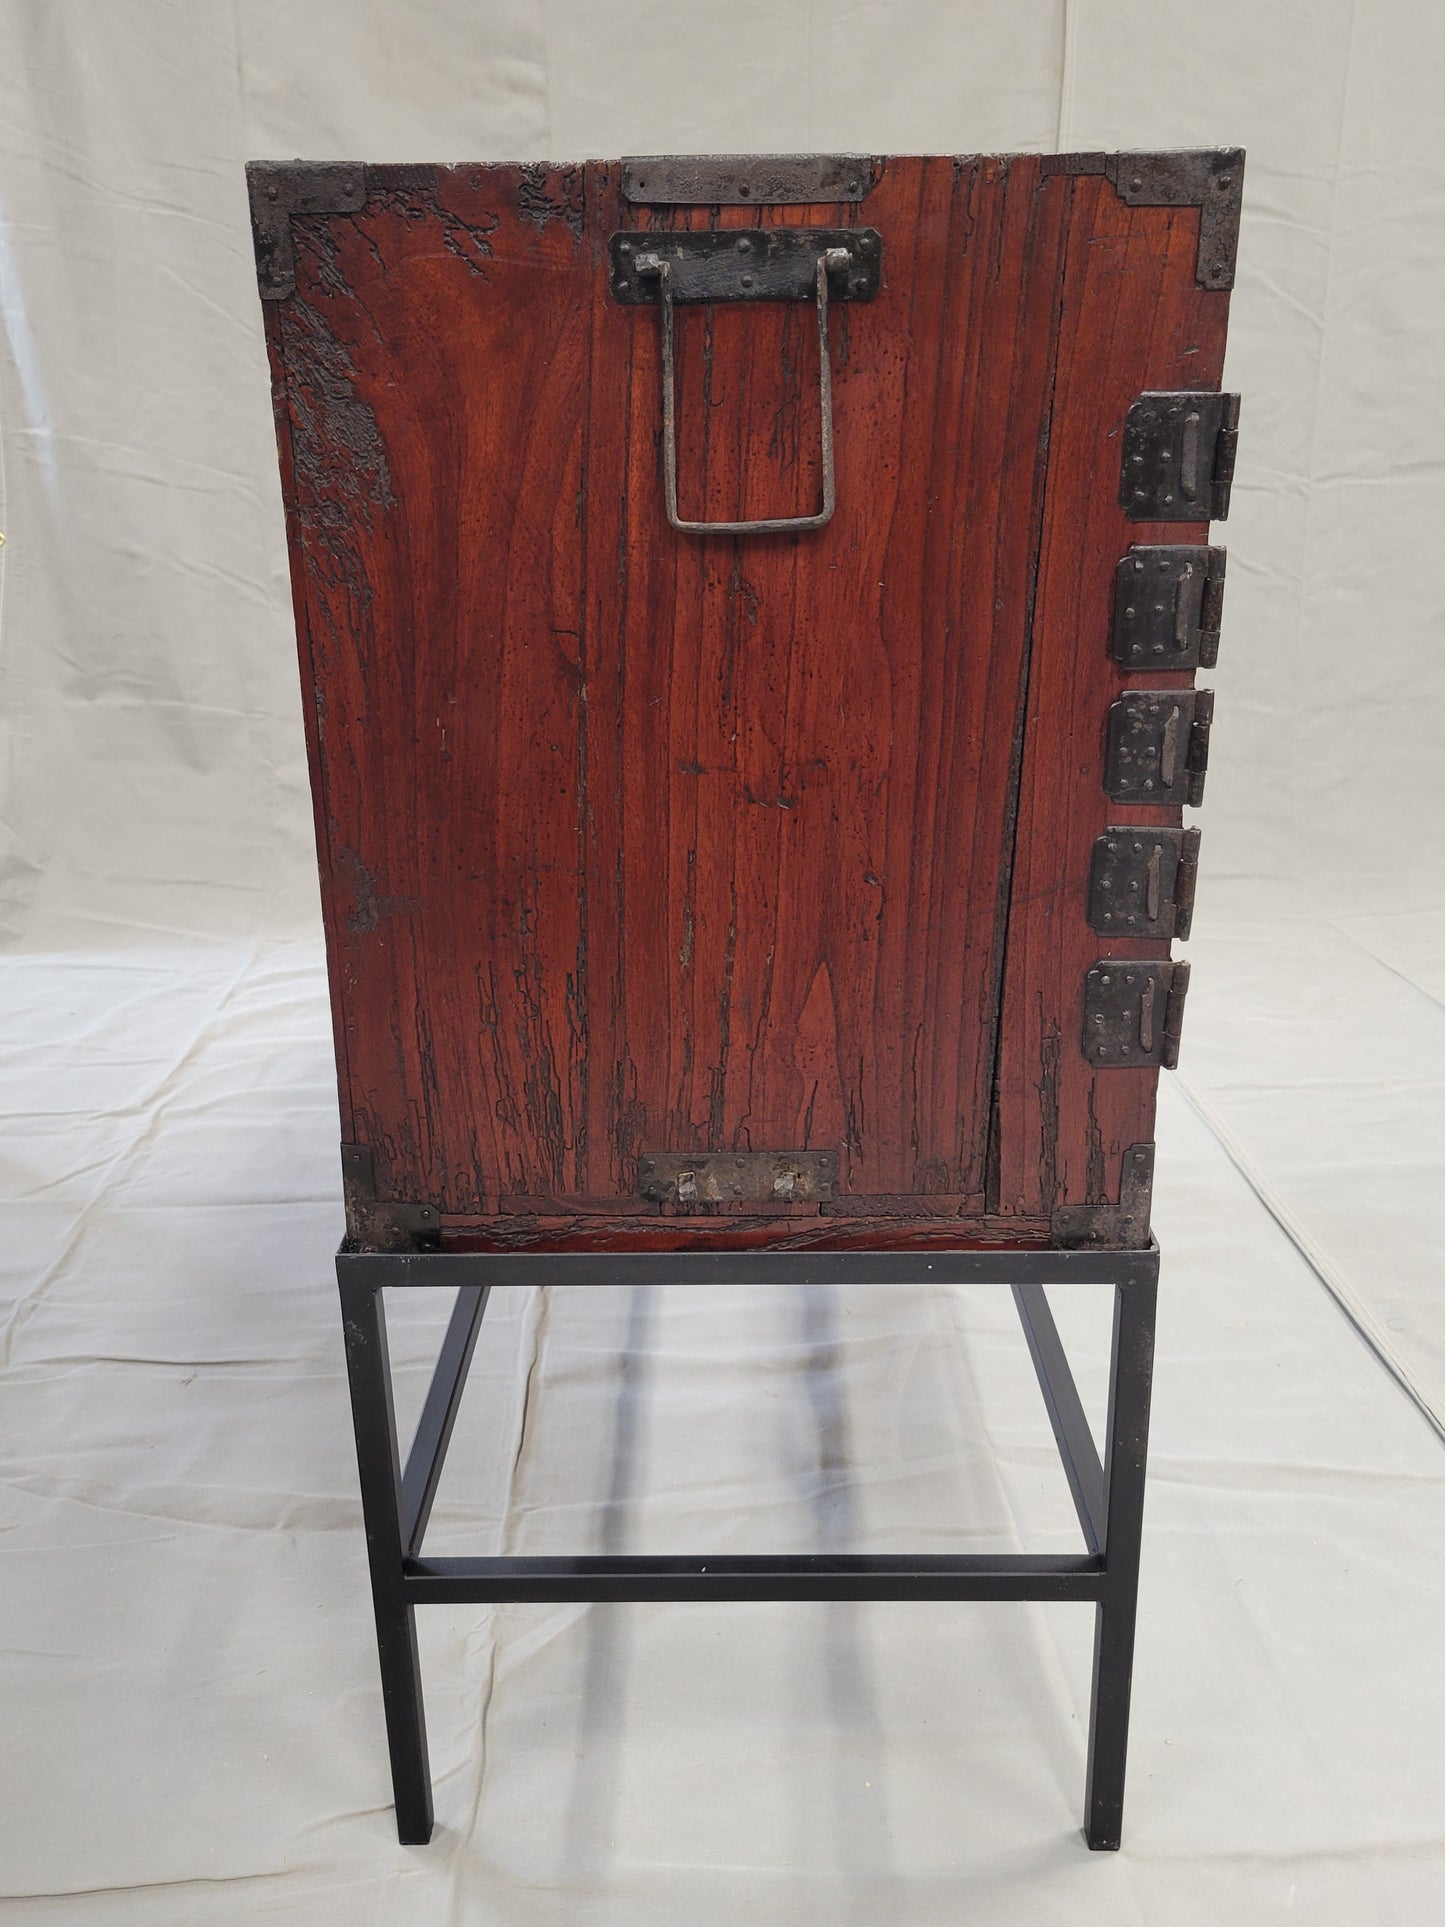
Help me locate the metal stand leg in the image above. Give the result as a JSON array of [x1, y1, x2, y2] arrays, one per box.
[[331, 1242, 1160, 1848], [338, 1273, 434, 1844], [1083, 1256, 1158, 1850]]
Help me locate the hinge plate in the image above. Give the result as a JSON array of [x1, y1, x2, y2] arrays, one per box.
[[610, 229, 881, 304], [1052, 1143, 1156, 1249], [1120, 392, 1240, 521], [1088, 827, 1201, 941], [1113, 545, 1226, 669], [1083, 961, 1191, 1069], [247, 162, 368, 301], [340, 1142, 441, 1252], [1105, 689, 1213, 808], [639, 1151, 839, 1205], [621, 154, 874, 205]]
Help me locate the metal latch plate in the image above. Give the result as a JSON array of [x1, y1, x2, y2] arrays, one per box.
[[1088, 827, 1200, 941], [1083, 961, 1190, 1069], [1104, 689, 1213, 807], [639, 1151, 839, 1205], [1120, 391, 1240, 521], [610, 229, 882, 304], [622, 154, 873, 205], [1113, 545, 1226, 669]]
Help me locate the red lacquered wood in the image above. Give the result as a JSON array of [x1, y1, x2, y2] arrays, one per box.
[[577, 156, 1067, 1214], [440, 1215, 1052, 1254], [274, 167, 592, 1205]]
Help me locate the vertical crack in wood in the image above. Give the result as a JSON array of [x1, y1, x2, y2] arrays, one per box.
[[984, 165, 1073, 1219]]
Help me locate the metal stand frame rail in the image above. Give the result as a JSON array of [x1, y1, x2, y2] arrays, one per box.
[[336, 1241, 1159, 1851]]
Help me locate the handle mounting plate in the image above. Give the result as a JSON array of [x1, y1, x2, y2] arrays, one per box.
[[639, 1151, 839, 1205], [610, 229, 882, 304]]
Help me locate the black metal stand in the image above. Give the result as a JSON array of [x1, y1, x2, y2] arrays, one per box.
[[336, 1242, 1158, 1850]]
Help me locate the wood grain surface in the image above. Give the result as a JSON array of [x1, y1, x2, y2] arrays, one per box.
[[261, 156, 1231, 1249]]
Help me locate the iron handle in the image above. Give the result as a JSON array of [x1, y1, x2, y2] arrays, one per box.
[[635, 247, 849, 536]]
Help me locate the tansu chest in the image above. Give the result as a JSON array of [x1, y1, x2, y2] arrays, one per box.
[[250, 150, 1241, 1254]]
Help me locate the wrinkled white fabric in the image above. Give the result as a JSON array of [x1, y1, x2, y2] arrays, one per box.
[[2, 2, 1444, 1919]]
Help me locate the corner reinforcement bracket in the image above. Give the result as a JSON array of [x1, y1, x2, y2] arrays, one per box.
[[341, 1142, 442, 1252], [1106, 150, 1244, 292], [1051, 1143, 1156, 1249], [247, 162, 368, 301]]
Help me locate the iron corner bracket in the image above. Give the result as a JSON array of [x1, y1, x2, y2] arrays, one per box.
[[1043, 149, 1244, 290], [1051, 1143, 1155, 1249], [247, 162, 368, 301], [341, 1142, 442, 1252]]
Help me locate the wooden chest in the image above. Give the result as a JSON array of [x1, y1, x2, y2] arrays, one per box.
[[250, 150, 1240, 1257]]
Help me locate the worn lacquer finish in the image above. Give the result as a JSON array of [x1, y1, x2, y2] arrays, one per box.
[[258, 156, 1232, 1249]]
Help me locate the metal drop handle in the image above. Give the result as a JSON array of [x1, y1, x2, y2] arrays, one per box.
[[636, 247, 849, 536]]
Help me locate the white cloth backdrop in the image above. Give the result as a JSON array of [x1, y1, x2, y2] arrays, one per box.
[[4, 0, 1445, 938], [3, 3, 1445, 1920]]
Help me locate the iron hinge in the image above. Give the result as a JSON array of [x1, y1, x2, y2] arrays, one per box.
[[1113, 545, 1226, 670], [638, 1151, 839, 1205], [621, 154, 876, 205], [1051, 1143, 1156, 1249], [1105, 688, 1213, 808], [1120, 392, 1240, 522], [247, 161, 368, 301], [1083, 961, 1191, 1070], [1088, 826, 1201, 942], [340, 1143, 442, 1252]]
